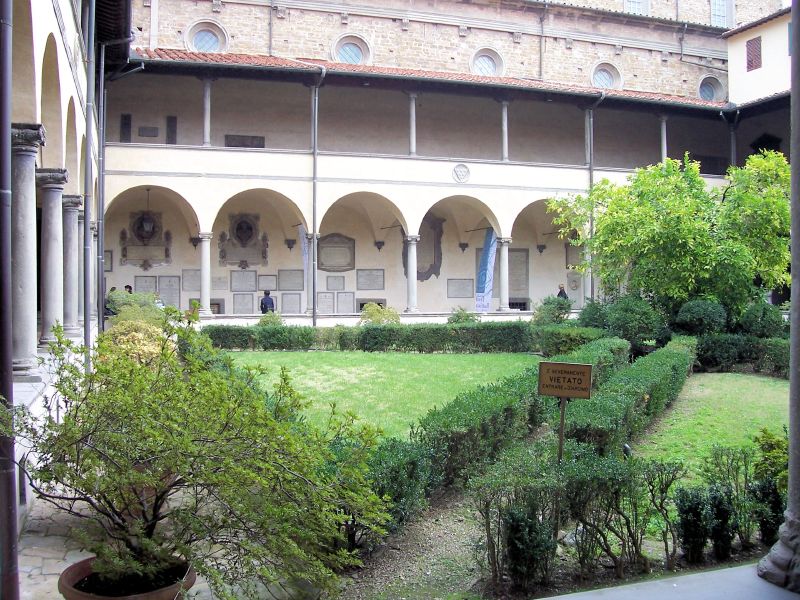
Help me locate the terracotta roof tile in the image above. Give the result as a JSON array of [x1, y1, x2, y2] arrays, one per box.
[[133, 48, 727, 110]]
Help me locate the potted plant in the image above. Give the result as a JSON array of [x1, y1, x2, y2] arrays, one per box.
[[5, 312, 387, 599]]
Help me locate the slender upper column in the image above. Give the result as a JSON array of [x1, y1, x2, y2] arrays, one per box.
[[62, 195, 82, 333], [729, 125, 738, 168], [11, 124, 45, 373], [497, 237, 511, 311], [77, 211, 85, 323], [199, 232, 213, 316], [305, 233, 316, 314], [659, 115, 668, 162], [203, 78, 212, 147], [37, 168, 68, 345], [405, 235, 420, 313], [408, 92, 417, 157], [501, 101, 510, 162], [90, 221, 98, 317]]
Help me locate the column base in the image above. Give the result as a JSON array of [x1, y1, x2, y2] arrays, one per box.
[[198, 309, 213, 318], [758, 511, 800, 591], [63, 324, 81, 335], [498, 306, 511, 312], [13, 358, 40, 381], [404, 308, 419, 314]]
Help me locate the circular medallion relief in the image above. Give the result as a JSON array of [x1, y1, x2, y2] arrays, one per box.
[[452, 164, 470, 183]]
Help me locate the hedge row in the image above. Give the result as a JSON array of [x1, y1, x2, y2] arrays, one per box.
[[696, 333, 789, 378], [530, 324, 606, 357], [203, 321, 534, 353], [560, 337, 696, 454]]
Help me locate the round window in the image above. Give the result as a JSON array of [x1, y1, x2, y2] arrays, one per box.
[[186, 21, 228, 53], [338, 42, 364, 64], [474, 54, 497, 76], [332, 35, 371, 65], [699, 77, 723, 101], [591, 63, 621, 89], [193, 29, 220, 52]]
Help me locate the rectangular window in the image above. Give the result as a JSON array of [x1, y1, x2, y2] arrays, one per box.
[[711, 0, 729, 27], [119, 113, 131, 143], [746, 36, 762, 71], [224, 134, 266, 148], [624, 0, 649, 16], [166, 116, 177, 145]]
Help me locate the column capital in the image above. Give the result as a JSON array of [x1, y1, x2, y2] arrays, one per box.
[[89, 220, 99, 234], [306, 232, 320, 241], [62, 194, 83, 210], [500, 99, 511, 107], [405, 235, 420, 243], [12, 123, 46, 152], [658, 114, 669, 122], [407, 91, 418, 99], [198, 231, 213, 240], [36, 168, 69, 190], [497, 237, 512, 245]]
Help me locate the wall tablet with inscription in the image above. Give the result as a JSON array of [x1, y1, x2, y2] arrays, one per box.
[[318, 233, 355, 272], [357, 269, 384, 291], [134, 276, 157, 293], [317, 292, 335, 314], [233, 293, 254, 314], [158, 276, 180, 307], [231, 270, 257, 292], [447, 278, 474, 298], [278, 269, 304, 291], [258, 274, 277, 291], [337, 292, 355, 314], [281, 293, 301, 314], [182, 269, 201, 292], [327, 275, 345, 291]]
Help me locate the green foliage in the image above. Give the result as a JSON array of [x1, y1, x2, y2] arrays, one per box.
[[503, 502, 557, 590], [255, 325, 315, 350], [100, 320, 167, 364], [355, 321, 533, 353], [531, 324, 605, 357], [201, 325, 256, 349], [753, 427, 789, 495], [674, 299, 727, 335], [707, 485, 735, 560], [605, 295, 664, 351], [753, 338, 790, 378], [257, 311, 283, 326], [359, 302, 401, 324], [531, 295, 572, 326], [695, 333, 756, 371], [7, 318, 388, 598], [675, 487, 709, 564], [578, 299, 609, 329], [447, 306, 480, 324], [739, 302, 786, 338], [107, 291, 165, 326], [749, 478, 784, 546]]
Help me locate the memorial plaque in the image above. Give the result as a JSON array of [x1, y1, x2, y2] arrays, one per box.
[[233, 293, 254, 314], [158, 276, 181, 308], [134, 276, 157, 293], [281, 293, 301, 314], [212, 276, 228, 291], [278, 269, 304, 291], [318, 233, 355, 272], [537, 362, 593, 399], [567, 270, 582, 294], [104, 250, 113, 272], [327, 275, 345, 291], [357, 269, 384, 290], [337, 292, 355, 314], [126, 245, 167, 262], [318, 292, 335, 315], [258, 274, 278, 291], [447, 278, 474, 298], [231, 270, 257, 292], [182, 269, 201, 292]]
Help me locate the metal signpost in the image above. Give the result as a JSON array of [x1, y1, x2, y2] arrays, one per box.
[[537, 362, 593, 463]]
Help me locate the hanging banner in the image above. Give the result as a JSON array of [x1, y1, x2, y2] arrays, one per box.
[[475, 229, 497, 312], [299, 224, 309, 275]]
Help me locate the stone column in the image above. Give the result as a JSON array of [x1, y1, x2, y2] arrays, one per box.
[[11, 124, 45, 374], [408, 92, 417, 157], [199, 232, 213, 316], [77, 211, 85, 323], [729, 124, 738, 168], [37, 168, 68, 345], [659, 115, 668, 162], [90, 221, 98, 318], [497, 237, 511, 311], [203, 78, 212, 147], [62, 195, 82, 333], [405, 235, 419, 313], [501, 101, 510, 162], [306, 233, 316, 314]]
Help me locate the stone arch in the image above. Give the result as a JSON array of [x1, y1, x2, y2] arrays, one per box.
[[11, 0, 37, 122], [319, 192, 408, 240], [420, 195, 502, 243], [106, 185, 200, 234], [65, 99, 79, 194], [211, 188, 307, 239], [40, 34, 64, 168]]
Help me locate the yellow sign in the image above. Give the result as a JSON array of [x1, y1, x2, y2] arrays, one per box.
[[537, 362, 593, 399]]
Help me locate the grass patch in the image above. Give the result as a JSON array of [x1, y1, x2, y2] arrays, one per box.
[[637, 373, 788, 475], [232, 351, 538, 438]]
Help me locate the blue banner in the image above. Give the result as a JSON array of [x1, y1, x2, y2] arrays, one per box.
[[475, 229, 497, 312]]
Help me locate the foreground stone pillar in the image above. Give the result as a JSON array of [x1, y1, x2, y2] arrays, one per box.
[[62, 195, 82, 333], [199, 232, 212, 316], [305, 233, 316, 314], [37, 168, 68, 345], [77, 211, 85, 323], [405, 235, 419, 313], [11, 125, 45, 374], [497, 237, 511, 311], [501, 101, 509, 162], [659, 115, 668, 162], [408, 92, 417, 157]]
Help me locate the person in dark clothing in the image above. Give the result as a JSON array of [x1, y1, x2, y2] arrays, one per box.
[[104, 287, 118, 316], [557, 283, 569, 300], [260, 290, 275, 313], [124, 285, 133, 293]]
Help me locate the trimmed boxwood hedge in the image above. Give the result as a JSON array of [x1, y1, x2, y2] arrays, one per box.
[[531, 324, 605, 357], [255, 325, 316, 350], [201, 325, 256, 350], [696, 333, 789, 378]]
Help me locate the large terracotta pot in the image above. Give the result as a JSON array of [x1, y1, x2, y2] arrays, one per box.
[[57, 557, 196, 600]]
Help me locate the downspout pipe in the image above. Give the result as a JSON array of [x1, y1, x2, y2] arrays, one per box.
[[538, 1, 548, 80], [0, 0, 20, 597], [586, 91, 605, 301], [84, 0, 96, 368]]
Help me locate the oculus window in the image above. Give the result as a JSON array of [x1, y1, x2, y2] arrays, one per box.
[[698, 76, 724, 101], [592, 63, 621, 89], [471, 48, 504, 76], [187, 21, 228, 53], [332, 35, 371, 65]]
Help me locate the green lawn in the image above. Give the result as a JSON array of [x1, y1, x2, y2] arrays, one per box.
[[232, 351, 538, 438], [638, 372, 789, 474]]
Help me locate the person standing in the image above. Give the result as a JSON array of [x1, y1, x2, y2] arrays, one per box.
[[557, 283, 569, 300], [260, 290, 275, 313]]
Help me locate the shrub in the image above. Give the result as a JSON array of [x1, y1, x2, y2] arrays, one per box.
[[749, 479, 784, 546], [753, 427, 789, 495], [503, 502, 557, 590], [605, 295, 664, 352], [753, 338, 790, 378], [674, 299, 727, 335], [201, 325, 255, 349], [675, 487, 709, 564], [99, 320, 168, 364], [531, 296, 572, 326], [531, 324, 604, 357], [707, 485, 735, 560], [255, 325, 315, 350], [258, 311, 283, 326], [739, 302, 785, 338], [337, 326, 361, 350], [695, 333, 756, 371], [359, 302, 400, 325], [577, 299, 608, 329], [447, 306, 480, 324]]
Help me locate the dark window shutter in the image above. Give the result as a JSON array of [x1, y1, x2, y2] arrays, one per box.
[[166, 116, 177, 145], [746, 37, 762, 71], [120, 113, 131, 143]]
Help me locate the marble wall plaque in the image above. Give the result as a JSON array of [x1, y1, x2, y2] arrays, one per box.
[[281, 293, 301, 314], [104, 250, 113, 272], [447, 278, 474, 298], [231, 270, 257, 292], [327, 275, 345, 291], [212, 275, 228, 291], [337, 292, 355, 314], [158, 276, 181, 307], [258, 274, 277, 291], [134, 276, 157, 293], [233, 293, 254, 314], [566, 270, 582, 294], [357, 269, 384, 290], [318, 233, 355, 272], [125, 245, 167, 262], [317, 292, 335, 314], [278, 269, 304, 291], [182, 269, 201, 292]]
